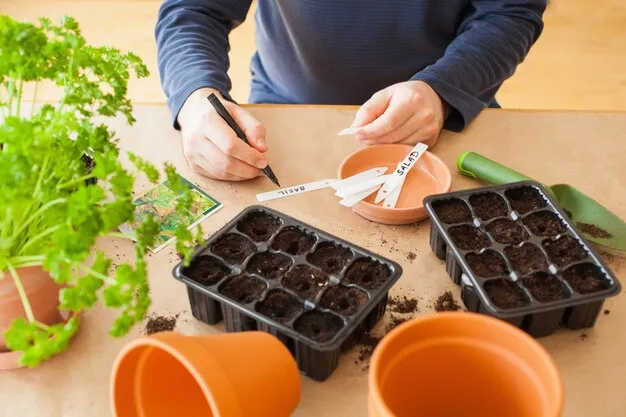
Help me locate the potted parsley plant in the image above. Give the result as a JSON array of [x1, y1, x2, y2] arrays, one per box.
[[0, 15, 201, 368]]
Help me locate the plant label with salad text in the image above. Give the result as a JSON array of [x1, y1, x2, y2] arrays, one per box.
[[375, 143, 428, 204]]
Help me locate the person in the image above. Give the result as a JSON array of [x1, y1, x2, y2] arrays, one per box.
[[155, 1, 546, 181]]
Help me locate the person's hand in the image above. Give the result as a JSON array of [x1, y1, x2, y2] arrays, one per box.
[[350, 80, 446, 147], [177, 87, 268, 181]]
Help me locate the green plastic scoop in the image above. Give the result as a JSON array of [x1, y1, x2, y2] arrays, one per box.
[[457, 152, 626, 252]]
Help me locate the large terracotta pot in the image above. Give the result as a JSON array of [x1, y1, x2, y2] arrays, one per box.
[[369, 312, 563, 417], [111, 331, 301, 417], [0, 266, 62, 369]]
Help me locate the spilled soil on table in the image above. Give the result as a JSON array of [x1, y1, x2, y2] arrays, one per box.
[[434, 291, 462, 312], [145, 313, 179, 335], [354, 294, 419, 370], [576, 222, 613, 239]]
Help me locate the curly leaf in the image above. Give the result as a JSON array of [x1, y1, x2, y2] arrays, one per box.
[[4, 317, 80, 368], [135, 214, 160, 250], [100, 199, 134, 231], [43, 249, 74, 284], [128, 152, 160, 183], [59, 251, 110, 311], [109, 169, 133, 198], [104, 260, 151, 337], [102, 264, 132, 308]]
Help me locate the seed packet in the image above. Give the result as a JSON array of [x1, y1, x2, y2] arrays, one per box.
[[119, 175, 222, 252]]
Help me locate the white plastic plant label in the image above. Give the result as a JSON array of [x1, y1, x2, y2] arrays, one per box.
[[256, 179, 337, 202], [331, 167, 387, 191], [382, 172, 407, 208], [375, 142, 428, 204], [337, 127, 360, 136], [334, 174, 391, 199], [339, 185, 381, 207]]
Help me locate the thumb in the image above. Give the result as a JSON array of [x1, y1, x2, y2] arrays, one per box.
[[228, 103, 268, 152], [351, 89, 392, 128]]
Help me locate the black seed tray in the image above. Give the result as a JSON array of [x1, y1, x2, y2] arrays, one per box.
[[424, 181, 621, 338], [172, 205, 402, 381]]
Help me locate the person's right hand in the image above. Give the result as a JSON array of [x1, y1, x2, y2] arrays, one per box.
[[177, 87, 268, 181]]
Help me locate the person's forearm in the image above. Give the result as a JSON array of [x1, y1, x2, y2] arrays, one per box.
[[412, 0, 546, 131], [155, 0, 252, 129]]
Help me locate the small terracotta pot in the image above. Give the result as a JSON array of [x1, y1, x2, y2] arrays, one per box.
[[1, 266, 62, 368], [338, 144, 451, 224], [369, 312, 563, 417], [111, 331, 301, 417]]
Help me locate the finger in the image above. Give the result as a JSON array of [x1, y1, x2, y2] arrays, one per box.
[[188, 161, 212, 177], [351, 90, 391, 128], [359, 112, 422, 145], [194, 155, 252, 181], [185, 133, 262, 179], [199, 137, 263, 178], [357, 92, 417, 140], [188, 152, 255, 182], [192, 163, 250, 181], [204, 113, 268, 169], [227, 103, 268, 152], [398, 134, 430, 147], [398, 122, 440, 147]]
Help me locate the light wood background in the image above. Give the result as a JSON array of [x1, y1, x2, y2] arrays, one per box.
[[0, 0, 625, 110]]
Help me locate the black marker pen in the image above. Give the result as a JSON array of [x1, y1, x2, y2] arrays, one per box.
[[207, 93, 281, 187]]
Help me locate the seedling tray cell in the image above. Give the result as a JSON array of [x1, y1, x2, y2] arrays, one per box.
[[424, 181, 621, 338], [173, 206, 402, 381]]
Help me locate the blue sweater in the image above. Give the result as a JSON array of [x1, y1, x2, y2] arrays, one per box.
[[156, 0, 545, 131]]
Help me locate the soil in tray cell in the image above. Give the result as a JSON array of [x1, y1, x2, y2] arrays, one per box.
[[219, 274, 267, 304], [246, 251, 292, 280], [319, 285, 369, 316], [523, 211, 567, 237], [469, 192, 509, 221], [307, 242, 354, 274], [281, 265, 328, 299], [343, 258, 392, 290], [486, 219, 529, 245], [211, 233, 256, 265], [255, 290, 303, 323], [293, 310, 344, 343], [448, 225, 490, 251], [521, 272, 569, 303], [182, 255, 231, 286], [542, 236, 587, 267], [484, 279, 530, 309], [236, 211, 282, 242], [466, 250, 509, 278], [505, 186, 546, 215], [504, 243, 548, 275], [563, 263, 610, 294], [271, 226, 316, 255], [431, 198, 472, 224]]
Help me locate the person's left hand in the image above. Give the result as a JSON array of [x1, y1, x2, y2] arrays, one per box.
[[350, 80, 446, 147]]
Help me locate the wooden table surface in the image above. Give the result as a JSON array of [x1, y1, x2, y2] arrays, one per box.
[[1, 105, 625, 417]]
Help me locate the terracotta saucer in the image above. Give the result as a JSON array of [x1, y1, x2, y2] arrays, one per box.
[[337, 144, 452, 224]]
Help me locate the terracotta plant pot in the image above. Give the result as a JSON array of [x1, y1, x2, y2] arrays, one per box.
[[0, 266, 62, 370], [369, 312, 563, 417], [338, 144, 451, 225], [111, 331, 301, 417]]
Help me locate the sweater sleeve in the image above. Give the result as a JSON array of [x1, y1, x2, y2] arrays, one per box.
[[411, 0, 546, 132], [155, 0, 253, 129]]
